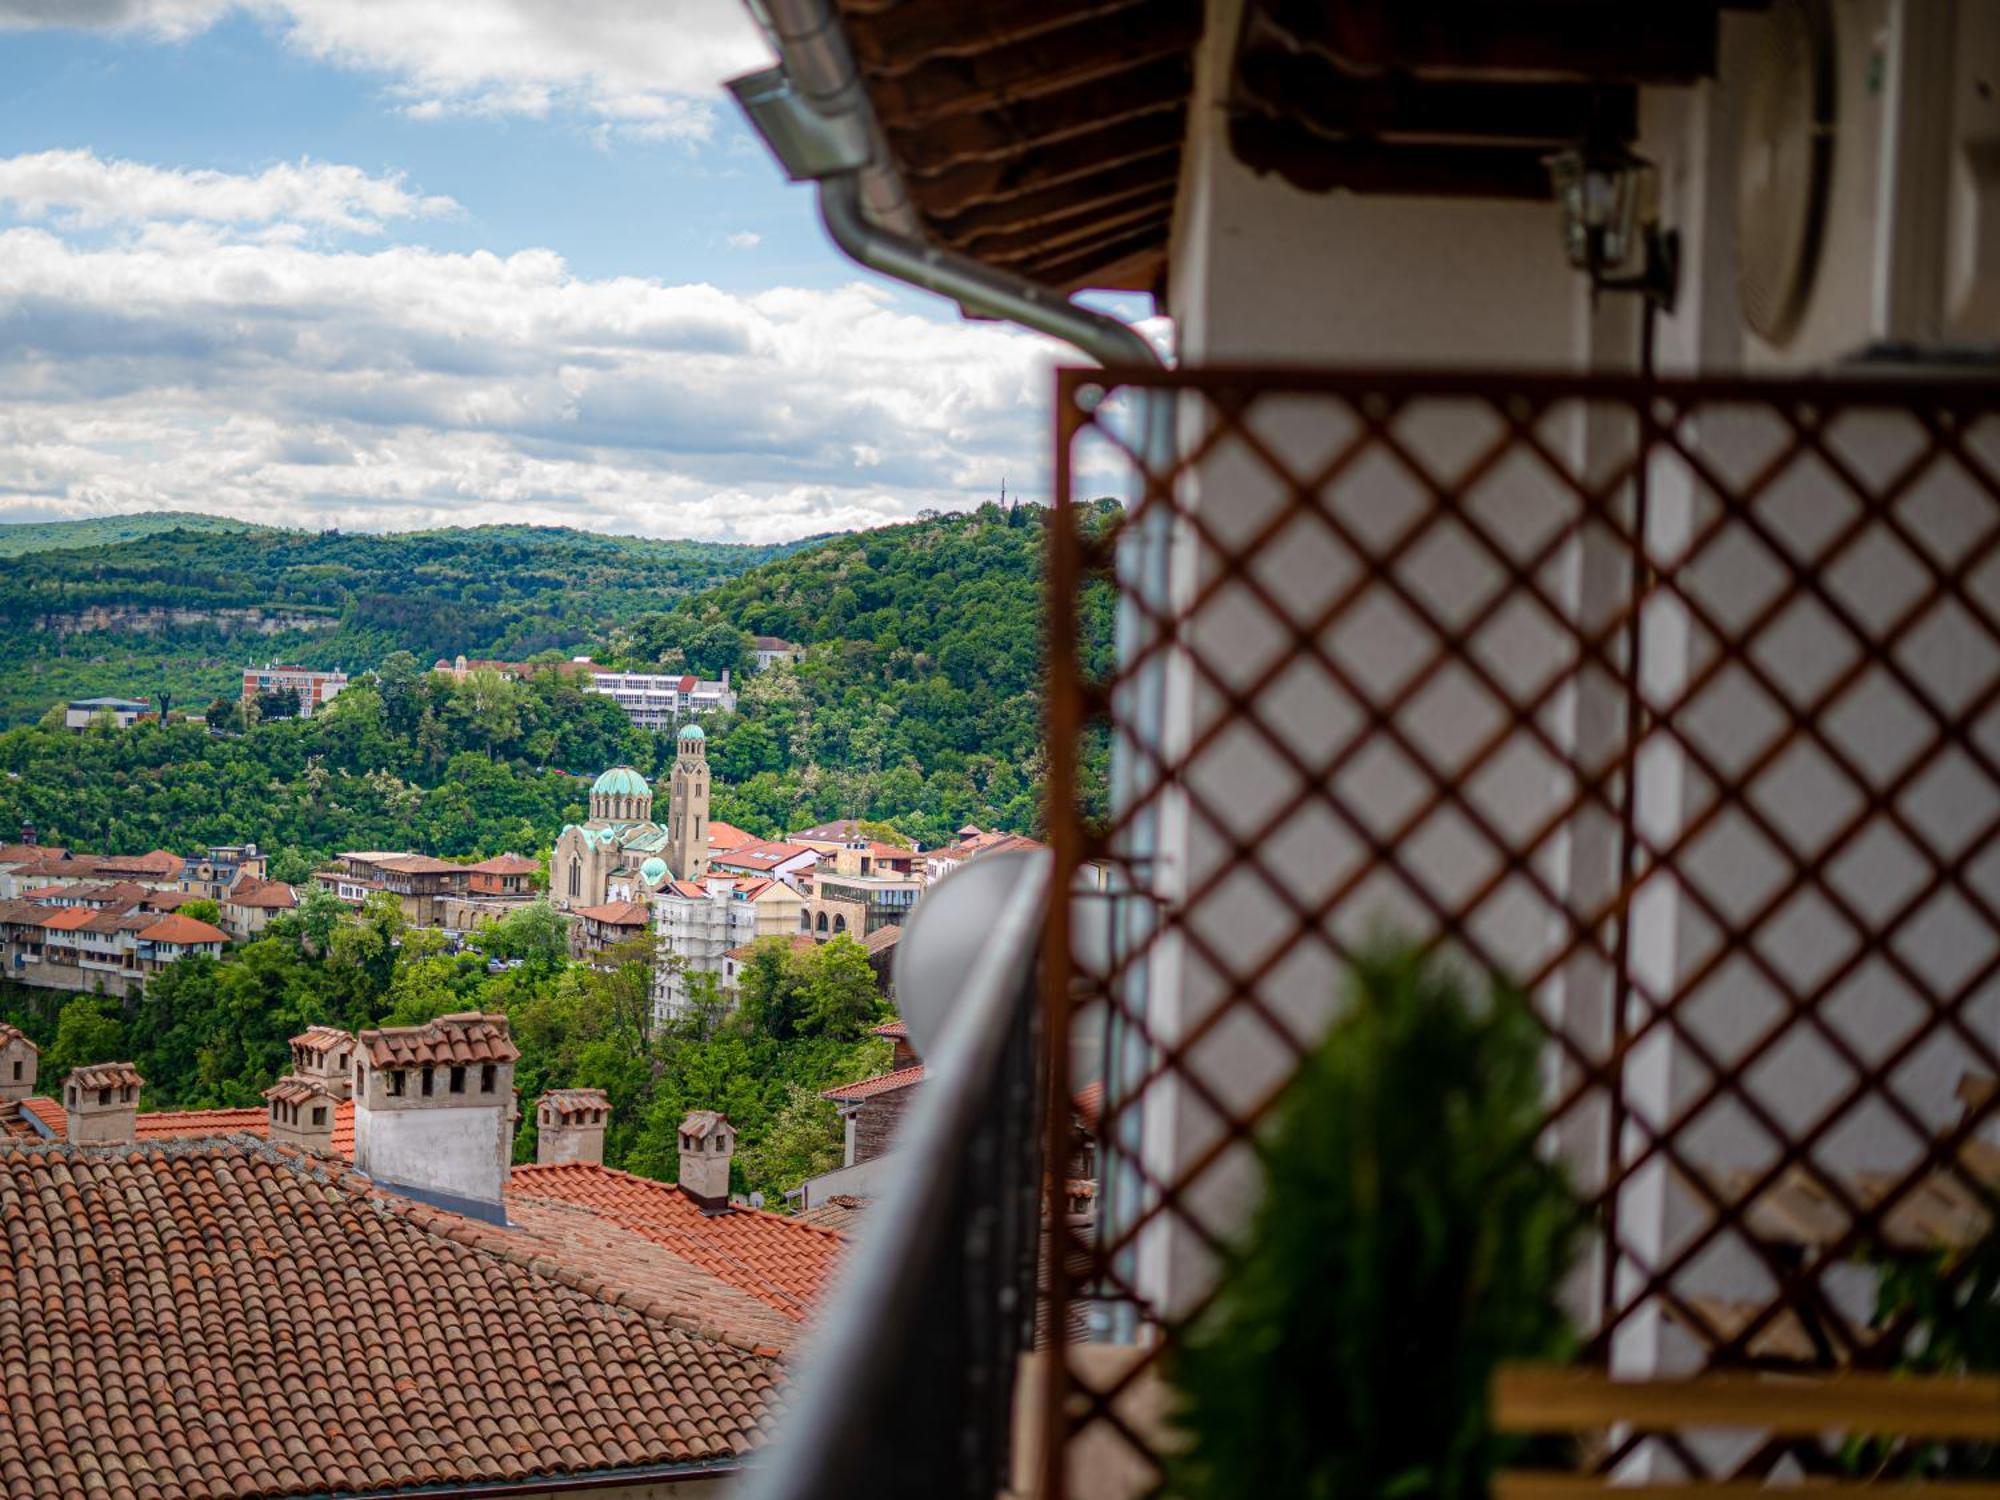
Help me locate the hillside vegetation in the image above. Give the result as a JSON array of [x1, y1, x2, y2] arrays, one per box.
[[0, 510, 265, 558], [0, 501, 1116, 858], [0, 520, 803, 727]]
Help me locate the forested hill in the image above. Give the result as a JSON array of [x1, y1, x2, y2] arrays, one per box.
[[0, 502, 1116, 861], [0, 520, 807, 727], [0, 510, 264, 558]]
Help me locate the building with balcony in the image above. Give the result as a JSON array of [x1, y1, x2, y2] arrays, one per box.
[[180, 843, 267, 900], [804, 871, 922, 943], [313, 852, 466, 927], [577, 660, 737, 731], [651, 875, 806, 1022], [240, 663, 347, 717]]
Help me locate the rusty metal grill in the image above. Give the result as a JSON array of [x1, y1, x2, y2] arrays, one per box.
[[1038, 367, 2000, 1491]]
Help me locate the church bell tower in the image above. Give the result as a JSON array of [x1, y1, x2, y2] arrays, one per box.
[[668, 723, 710, 881]]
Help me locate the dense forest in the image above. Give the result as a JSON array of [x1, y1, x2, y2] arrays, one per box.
[[0, 896, 893, 1203], [0, 519, 803, 726], [0, 501, 1117, 854], [0, 509, 261, 559]]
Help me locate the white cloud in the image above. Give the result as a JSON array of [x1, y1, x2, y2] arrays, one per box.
[[0, 225, 1073, 541], [1, 0, 772, 138], [0, 149, 457, 233], [724, 230, 761, 250]]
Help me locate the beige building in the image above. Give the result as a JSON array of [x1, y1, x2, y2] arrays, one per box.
[[652, 874, 807, 1021]]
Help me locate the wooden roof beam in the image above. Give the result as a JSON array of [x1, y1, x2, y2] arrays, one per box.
[[1226, 116, 1556, 198], [973, 188, 1176, 264], [863, 5, 1201, 127], [843, 0, 1153, 77], [932, 156, 1181, 245], [1021, 225, 1170, 294], [887, 60, 1189, 176], [908, 115, 1185, 219], [1234, 63, 1637, 147]]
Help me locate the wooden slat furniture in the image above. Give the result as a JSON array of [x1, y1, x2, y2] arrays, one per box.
[[1494, 1364, 2000, 1498]]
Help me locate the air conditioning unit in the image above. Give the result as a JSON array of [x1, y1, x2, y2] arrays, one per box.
[[1729, 0, 2000, 369]]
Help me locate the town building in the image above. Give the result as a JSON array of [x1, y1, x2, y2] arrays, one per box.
[[922, 826, 1044, 884], [438, 853, 544, 932], [240, 663, 348, 717], [62, 696, 152, 730], [430, 653, 550, 682], [352, 1011, 519, 1220], [570, 899, 651, 965], [553, 734, 711, 912], [751, 635, 803, 671], [708, 838, 821, 892], [313, 851, 466, 926], [180, 843, 267, 900], [651, 874, 806, 1021], [805, 870, 923, 942], [219, 877, 297, 939], [576, 659, 737, 731], [707, 819, 758, 853], [0, 882, 230, 997]]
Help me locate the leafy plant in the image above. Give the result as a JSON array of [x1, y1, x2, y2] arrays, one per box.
[[1168, 940, 1582, 1500]]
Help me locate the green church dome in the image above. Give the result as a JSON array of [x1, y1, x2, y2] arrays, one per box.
[[677, 723, 706, 741], [591, 765, 651, 798], [639, 857, 668, 884]]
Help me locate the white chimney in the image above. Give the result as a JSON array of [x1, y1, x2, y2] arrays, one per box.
[[352, 1013, 519, 1222]]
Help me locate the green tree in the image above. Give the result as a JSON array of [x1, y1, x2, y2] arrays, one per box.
[[801, 935, 881, 1041], [180, 897, 222, 925], [735, 1082, 843, 1202], [43, 994, 126, 1081]]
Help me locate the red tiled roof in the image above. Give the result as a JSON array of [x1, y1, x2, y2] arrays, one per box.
[[0, 1021, 37, 1053], [93, 850, 183, 877], [39, 906, 98, 932], [0, 844, 64, 865], [509, 1162, 845, 1323], [0, 1138, 781, 1499], [358, 1011, 519, 1069], [369, 853, 464, 875], [23, 1095, 362, 1154], [575, 900, 651, 926], [795, 1194, 870, 1233], [863, 925, 903, 956], [662, 880, 708, 900], [869, 1018, 909, 1040], [711, 840, 816, 871], [226, 878, 297, 909], [706, 820, 757, 852], [822, 1063, 926, 1103], [135, 913, 231, 945], [468, 853, 540, 875], [67, 1061, 143, 1092]]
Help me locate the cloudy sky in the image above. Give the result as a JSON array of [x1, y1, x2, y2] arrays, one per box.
[[0, 1, 1134, 542]]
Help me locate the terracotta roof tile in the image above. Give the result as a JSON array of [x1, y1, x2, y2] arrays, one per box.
[[794, 1194, 870, 1233], [262, 1076, 335, 1107], [357, 1011, 519, 1069], [39, 906, 98, 932], [291, 1024, 353, 1052], [0, 1021, 37, 1053], [822, 1063, 925, 1103], [705, 820, 757, 852], [575, 900, 651, 925], [134, 914, 230, 945], [538, 1087, 610, 1124], [0, 1138, 781, 1498], [225, 878, 297, 909], [66, 1061, 143, 1092], [467, 853, 540, 875], [509, 1162, 845, 1323], [1074, 1080, 1105, 1131], [869, 1018, 909, 1040]]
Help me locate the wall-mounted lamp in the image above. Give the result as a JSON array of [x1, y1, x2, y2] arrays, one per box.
[[1547, 137, 1679, 312]]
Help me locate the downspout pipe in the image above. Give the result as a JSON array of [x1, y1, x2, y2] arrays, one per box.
[[730, 19, 1173, 1346]]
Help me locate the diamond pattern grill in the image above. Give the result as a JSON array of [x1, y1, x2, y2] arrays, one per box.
[[1037, 368, 2000, 1492]]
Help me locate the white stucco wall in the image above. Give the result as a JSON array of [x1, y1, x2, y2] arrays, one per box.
[[354, 1099, 510, 1204]]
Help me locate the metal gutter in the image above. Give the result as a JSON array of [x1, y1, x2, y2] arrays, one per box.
[[730, 0, 1176, 1352], [297, 1457, 740, 1498]]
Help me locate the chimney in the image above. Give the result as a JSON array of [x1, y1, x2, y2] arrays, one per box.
[[0, 1023, 38, 1101], [64, 1062, 142, 1145], [536, 1088, 609, 1165], [265, 1077, 337, 1155], [352, 1012, 519, 1223], [289, 1025, 355, 1100], [677, 1109, 735, 1211]]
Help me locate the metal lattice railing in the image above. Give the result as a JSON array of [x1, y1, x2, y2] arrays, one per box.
[[1038, 366, 2000, 1491]]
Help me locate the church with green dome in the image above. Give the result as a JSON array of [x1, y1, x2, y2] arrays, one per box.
[[551, 731, 712, 911]]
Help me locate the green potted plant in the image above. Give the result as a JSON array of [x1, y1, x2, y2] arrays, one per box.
[[1168, 940, 1583, 1499]]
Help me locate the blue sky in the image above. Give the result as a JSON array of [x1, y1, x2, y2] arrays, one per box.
[[0, 1, 1118, 542]]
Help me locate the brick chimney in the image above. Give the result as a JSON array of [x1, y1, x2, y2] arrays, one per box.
[[352, 1012, 519, 1223], [265, 1076, 337, 1155], [65, 1062, 142, 1145], [288, 1025, 355, 1101], [536, 1088, 609, 1165], [0, 1022, 38, 1101], [677, 1110, 735, 1211]]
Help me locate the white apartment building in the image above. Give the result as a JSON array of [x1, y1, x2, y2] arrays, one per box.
[[650, 874, 804, 1022], [574, 659, 737, 732]]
